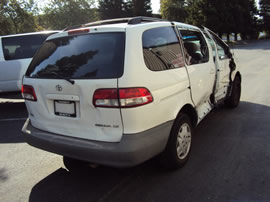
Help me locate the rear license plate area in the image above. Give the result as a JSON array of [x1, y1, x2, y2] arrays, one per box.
[[54, 100, 76, 118]]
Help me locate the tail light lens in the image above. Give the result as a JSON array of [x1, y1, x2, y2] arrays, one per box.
[[93, 88, 153, 108], [93, 89, 118, 108], [21, 85, 37, 101]]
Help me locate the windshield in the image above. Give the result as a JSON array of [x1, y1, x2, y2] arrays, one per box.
[[26, 32, 125, 79]]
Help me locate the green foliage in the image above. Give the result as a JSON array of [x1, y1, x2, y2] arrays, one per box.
[[0, 1, 12, 35], [98, 0, 129, 19], [260, 0, 270, 34], [42, 0, 98, 30], [1, 0, 38, 35], [161, 0, 186, 21], [161, 0, 259, 40], [98, 0, 152, 20], [131, 0, 152, 16], [0, 0, 260, 40]]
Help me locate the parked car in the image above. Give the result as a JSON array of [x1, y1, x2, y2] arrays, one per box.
[[21, 17, 241, 170], [0, 31, 59, 93]]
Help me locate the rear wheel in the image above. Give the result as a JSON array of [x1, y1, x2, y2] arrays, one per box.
[[225, 75, 241, 108], [160, 113, 193, 169]]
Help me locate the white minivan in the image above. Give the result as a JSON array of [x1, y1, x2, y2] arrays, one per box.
[[22, 17, 241, 170], [0, 31, 59, 93]]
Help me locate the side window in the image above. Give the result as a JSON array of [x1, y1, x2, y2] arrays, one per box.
[[215, 41, 227, 60], [1, 33, 55, 61], [142, 26, 185, 71], [202, 30, 216, 61], [207, 30, 230, 60], [179, 29, 209, 65]]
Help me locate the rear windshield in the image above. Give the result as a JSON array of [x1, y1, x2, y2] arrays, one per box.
[[26, 32, 125, 79], [2, 33, 56, 60]]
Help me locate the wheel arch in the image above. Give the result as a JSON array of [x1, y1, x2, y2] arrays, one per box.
[[177, 104, 198, 127]]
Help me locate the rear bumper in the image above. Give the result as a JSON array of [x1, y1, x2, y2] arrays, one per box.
[[22, 119, 173, 167]]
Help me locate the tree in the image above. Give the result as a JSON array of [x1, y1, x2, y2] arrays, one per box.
[[260, 0, 270, 34], [185, 0, 258, 41], [1, 0, 38, 35], [98, 0, 153, 20], [131, 0, 152, 16], [0, 1, 12, 35], [98, 0, 130, 19], [160, 0, 187, 21], [42, 0, 97, 30]]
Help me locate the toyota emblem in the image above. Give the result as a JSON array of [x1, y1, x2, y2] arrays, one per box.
[[56, 85, 62, 91]]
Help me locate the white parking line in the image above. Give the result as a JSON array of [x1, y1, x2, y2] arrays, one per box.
[[0, 99, 24, 103], [0, 118, 27, 122]]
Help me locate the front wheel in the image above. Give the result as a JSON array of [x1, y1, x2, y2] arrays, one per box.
[[225, 75, 241, 108], [160, 113, 193, 169]]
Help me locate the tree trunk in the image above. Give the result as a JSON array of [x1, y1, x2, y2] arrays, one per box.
[[219, 33, 223, 38], [227, 33, 230, 42], [241, 33, 247, 40], [234, 32, 238, 41]]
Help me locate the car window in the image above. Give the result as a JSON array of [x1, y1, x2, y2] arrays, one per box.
[[215, 41, 227, 60], [206, 29, 230, 60], [1, 33, 56, 61], [26, 32, 125, 79], [202, 30, 216, 61], [142, 26, 185, 71], [179, 29, 209, 65]]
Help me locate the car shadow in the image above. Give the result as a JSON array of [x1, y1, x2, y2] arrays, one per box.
[[28, 101, 270, 202], [0, 101, 27, 143]]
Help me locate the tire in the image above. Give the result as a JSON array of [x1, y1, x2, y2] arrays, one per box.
[[225, 75, 241, 108], [160, 113, 193, 169], [63, 156, 89, 172]]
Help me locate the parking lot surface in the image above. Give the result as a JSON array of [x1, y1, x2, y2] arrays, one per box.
[[1, 40, 270, 202]]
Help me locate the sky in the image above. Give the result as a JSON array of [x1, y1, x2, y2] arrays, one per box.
[[151, 0, 160, 14]]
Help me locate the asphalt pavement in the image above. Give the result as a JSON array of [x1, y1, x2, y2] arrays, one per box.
[[0, 40, 270, 202]]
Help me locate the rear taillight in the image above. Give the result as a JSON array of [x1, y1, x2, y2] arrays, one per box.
[[21, 85, 37, 101], [93, 88, 153, 108], [119, 88, 153, 108], [93, 89, 118, 108]]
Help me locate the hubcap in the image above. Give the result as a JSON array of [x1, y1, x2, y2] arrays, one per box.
[[176, 123, 191, 160]]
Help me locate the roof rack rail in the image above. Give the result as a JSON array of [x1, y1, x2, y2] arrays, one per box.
[[63, 16, 168, 31]]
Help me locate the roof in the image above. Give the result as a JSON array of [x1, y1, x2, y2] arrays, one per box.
[[0, 30, 60, 38], [63, 16, 170, 31]]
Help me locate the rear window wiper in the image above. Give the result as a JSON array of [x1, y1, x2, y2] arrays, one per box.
[[36, 66, 75, 85], [48, 71, 75, 85]]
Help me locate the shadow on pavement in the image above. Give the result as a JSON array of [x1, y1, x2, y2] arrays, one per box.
[[0, 102, 27, 143], [28, 101, 270, 202], [0, 101, 27, 119], [0, 92, 23, 99]]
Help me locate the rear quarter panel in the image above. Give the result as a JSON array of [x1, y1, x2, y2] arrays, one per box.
[[118, 24, 194, 134]]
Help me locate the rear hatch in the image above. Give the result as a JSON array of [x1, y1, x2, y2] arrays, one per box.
[[23, 29, 125, 142]]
